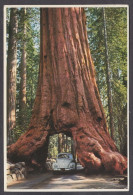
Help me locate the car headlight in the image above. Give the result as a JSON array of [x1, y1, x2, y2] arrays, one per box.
[[69, 163, 75, 169], [53, 163, 58, 169]]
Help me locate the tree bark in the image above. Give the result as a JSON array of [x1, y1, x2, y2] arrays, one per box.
[[58, 133, 63, 153], [8, 8, 127, 174], [71, 138, 76, 160], [103, 8, 115, 140], [7, 8, 18, 145], [19, 8, 27, 129], [65, 135, 69, 152]]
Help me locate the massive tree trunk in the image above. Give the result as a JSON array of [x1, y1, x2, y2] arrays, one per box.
[[103, 8, 115, 140], [7, 8, 18, 145], [8, 8, 127, 174]]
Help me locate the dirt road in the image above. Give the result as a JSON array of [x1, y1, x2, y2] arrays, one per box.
[[7, 170, 127, 190]]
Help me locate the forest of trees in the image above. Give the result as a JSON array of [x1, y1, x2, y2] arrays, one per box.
[[7, 8, 40, 144], [6, 7, 127, 161], [85, 7, 127, 155]]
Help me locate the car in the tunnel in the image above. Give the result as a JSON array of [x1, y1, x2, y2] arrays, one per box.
[[52, 153, 76, 172]]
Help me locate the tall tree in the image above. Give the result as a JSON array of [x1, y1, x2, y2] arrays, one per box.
[[105, 8, 127, 155], [24, 8, 40, 111], [19, 8, 27, 129], [85, 8, 109, 121], [86, 7, 127, 152], [65, 135, 69, 152], [8, 8, 127, 174], [58, 133, 63, 153], [13, 8, 40, 141], [48, 134, 58, 158], [58, 133, 66, 153], [7, 8, 18, 145], [103, 8, 114, 140]]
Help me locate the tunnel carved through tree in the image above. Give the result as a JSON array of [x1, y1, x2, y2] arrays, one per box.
[[8, 8, 127, 174]]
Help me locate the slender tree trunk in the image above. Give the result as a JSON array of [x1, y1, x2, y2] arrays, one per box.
[[58, 133, 67, 153], [19, 8, 27, 129], [62, 133, 65, 152], [71, 138, 76, 159], [7, 8, 18, 145], [8, 8, 127, 174], [103, 8, 114, 140], [58, 133, 63, 153], [66, 135, 68, 152]]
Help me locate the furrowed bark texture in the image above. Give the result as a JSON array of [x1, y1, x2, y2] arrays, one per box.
[[7, 8, 18, 145], [8, 8, 127, 174]]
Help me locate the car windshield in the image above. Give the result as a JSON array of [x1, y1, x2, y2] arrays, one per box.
[[58, 154, 73, 159]]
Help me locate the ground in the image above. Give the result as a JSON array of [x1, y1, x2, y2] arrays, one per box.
[[7, 166, 127, 190]]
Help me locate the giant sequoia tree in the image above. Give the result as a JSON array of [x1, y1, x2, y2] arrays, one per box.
[[8, 8, 127, 174]]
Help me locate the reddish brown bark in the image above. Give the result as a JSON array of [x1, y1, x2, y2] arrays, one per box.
[[7, 8, 18, 145], [8, 8, 127, 174]]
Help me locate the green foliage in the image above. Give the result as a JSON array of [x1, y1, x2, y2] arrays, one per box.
[[85, 7, 127, 153], [48, 134, 72, 158], [6, 8, 40, 142], [6, 8, 10, 45], [48, 134, 59, 158]]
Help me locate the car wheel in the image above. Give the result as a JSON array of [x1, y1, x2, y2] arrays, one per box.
[[53, 171, 59, 175]]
